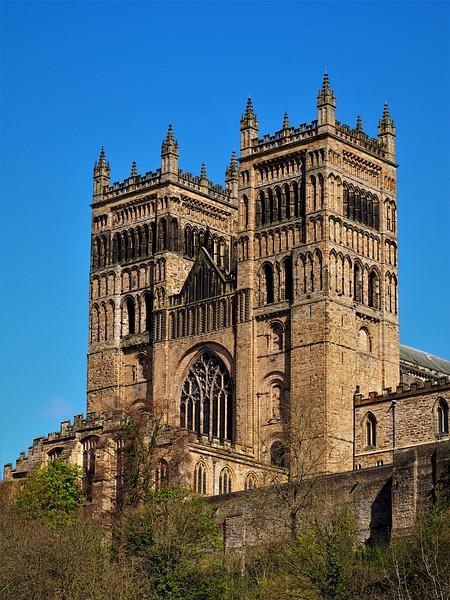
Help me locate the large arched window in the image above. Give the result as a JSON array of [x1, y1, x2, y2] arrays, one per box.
[[437, 398, 449, 436], [180, 353, 233, 443]]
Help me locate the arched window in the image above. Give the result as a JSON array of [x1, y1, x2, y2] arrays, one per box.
[[185, 226, 193, 257], [48, 448, 62, 462], [112, 233, 121, 263], [270, 441, 286, 468], [271, 322, 284, 351], [242, 194, 249, 228], [244, 473, 258, 490], [256, 193, 264, 226], [271, 384, 284, 420], [144, 293, 153, 335], [82, 436, 98, 501], [263, 263, 274, 304], [180, 353, 233, 443], [366, 414, 377, 448], [354, 263, 363, 303], [127, 229, 134, 261], [193, 461, 207, 495], [155, 459, 169, 490], [158, 218, 167, 251], [368, 270, 380, 309], [123, 296, 135, 335], [358, 327, 371, 354], [121, 231, 128, 261], [170, 218, 179, 251], [283, 257, 293, 301], [219, 467, 233, 496], [437, 398, 449, 435]]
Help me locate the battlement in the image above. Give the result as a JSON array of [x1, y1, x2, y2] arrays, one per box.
[[96, 165, 233, 205], [335, 120, 387, 158], [103, 169, 161, 200], [248, 116, 388, 160], [355, 376, 450, 406], [3, 412, 113, 480], [177, 169, 231, 203], [252, 120, 319, 153]]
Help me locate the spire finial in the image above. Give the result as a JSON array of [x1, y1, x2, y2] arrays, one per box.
[[245, 96, 255, 119], [356, 114, 363, 131], [131, 161, 137, 176], [228, 150, 238, 177], [283, 111, 290, 130], [99, 146, 106, 167], [166, 122, 174, 143], [321, 71, 331, 95], [200, 162, 207, 179], [382, 102, 391, 126]]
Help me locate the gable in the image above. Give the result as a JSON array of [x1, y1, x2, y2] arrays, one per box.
[[175, 247, 234, 304]]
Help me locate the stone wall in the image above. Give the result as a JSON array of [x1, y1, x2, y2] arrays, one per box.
[[214, 439, 450, 551]]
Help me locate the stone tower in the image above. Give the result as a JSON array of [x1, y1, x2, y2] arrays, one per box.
[[236, 73, 399, 473], [87, 74, 399, 490]]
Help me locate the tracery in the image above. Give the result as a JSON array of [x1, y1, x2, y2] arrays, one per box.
[[180, 353, 233, 442]]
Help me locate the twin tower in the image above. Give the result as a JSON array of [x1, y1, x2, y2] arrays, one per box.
[[89, 74, 399, 491]]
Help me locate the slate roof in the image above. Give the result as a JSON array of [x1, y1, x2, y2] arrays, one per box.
[[400, 344, 450, 376]]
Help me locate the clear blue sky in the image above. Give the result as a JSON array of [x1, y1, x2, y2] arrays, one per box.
[[1, 1, 449, 471]]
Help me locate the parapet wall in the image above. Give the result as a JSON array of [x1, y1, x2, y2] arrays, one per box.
[[214, 439, 450, 551]]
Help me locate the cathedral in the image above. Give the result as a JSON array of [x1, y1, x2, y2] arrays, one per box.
[[5, 75, 450, 509]]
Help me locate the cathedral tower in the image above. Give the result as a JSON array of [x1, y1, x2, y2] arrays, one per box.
[[236, 74, 399, 473]]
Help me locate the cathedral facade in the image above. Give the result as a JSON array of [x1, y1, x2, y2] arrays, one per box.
[[5, 75, 449, 506]]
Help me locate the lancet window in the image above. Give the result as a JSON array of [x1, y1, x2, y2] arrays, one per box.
[[180, 353, 233, 443], [218, 467, 233, 496], [366, 413, 377, 447], [155, 459, 169, 489], [193, 461, 207, 495], [244, 473, 258, 490], [343, 183, 379, 230], [437, 398, 449, 436]]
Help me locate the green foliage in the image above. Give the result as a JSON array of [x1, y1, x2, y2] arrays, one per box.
[[119, 413, 168, 506], [119, 487, 226, 599], [13, 459, 84, 527]]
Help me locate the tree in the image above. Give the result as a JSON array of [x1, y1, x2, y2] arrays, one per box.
[[116, 411, 184, 507], [13, 459, 83, 526], [117, 487, 227, 599]]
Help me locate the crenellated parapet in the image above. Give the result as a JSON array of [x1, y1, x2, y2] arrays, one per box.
[[355, 376, 450, 406], [3, 412, 116, 481], [335, 120, 389, 159], [252, 121, 319, 154], [93, 164, 234, 207]]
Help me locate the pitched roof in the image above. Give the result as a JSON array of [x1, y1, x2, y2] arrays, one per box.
[[400, 344, 450, 376]]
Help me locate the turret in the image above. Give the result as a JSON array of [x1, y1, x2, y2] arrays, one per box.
[[93, 147, 110, 202], [317, 72, 336, 132], [225, 150, 239, 200], [240, 97, 259, 158], [161, 123, 179, 182], [378, 103, 396, 161]]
